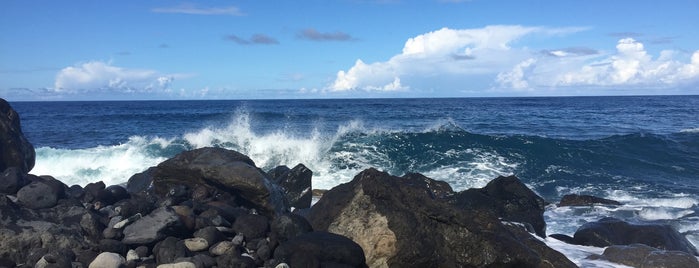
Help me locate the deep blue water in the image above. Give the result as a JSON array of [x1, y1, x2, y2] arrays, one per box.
[[9, 96, 699, 251]]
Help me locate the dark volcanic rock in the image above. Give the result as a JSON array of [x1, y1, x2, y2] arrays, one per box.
[[452, 175, 547, 237], [122, 206, 183, 245], [274, 164, 313, 209], [154, 236, 189, 264], [232, 214, 270, 240], [99, 239, 128, 256], [151, 147, 288, 215], [589, 243, 699, 268], [0, 167, 27, 194], [82, 181, 106, 203], [16, 181, 58, 209], [559, 194, 622, 207], [271, 213, 313, 243], [273, 231, 367, 268], [308, 168, 575, 267], [98, 185, 129, 206], [401, 172, 454, 199], [193, 226, 225, 247], [573, 217, 698, 255], [127, 166, 156, 194], [0, 98, 35, 174]]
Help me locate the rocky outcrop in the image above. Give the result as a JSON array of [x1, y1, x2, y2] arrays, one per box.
[[269, 164, 313, 209], [588, 243, 699, 268], [0, 98, 35, 174], [558, 194, 622, 207], [151, 147, 288, 215], [308, 168, 575, 267], [573, 217, 698, 255], [451, 175, 547, 237]]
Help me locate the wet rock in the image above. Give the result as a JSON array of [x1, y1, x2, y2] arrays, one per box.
[[273, 231, 367, 268], [83, 181, 105, 203], [210, 241, 234, 256], [573, 217, 698, 255], [154, 237, 189, 265], [308, 168, 574, 267], [151, 147, 288, 215], [273, 164, 313, 209], [66, 184, 85, 199], [0, 167, 27, 194], [193, 226, 225, 247], [122, 206, 183, 245], [99, 239, 129, 256], [451, 175, 547, 237], [270, 213, 313, 243], [98, 185, 129, 206], [558, 194, 622, 207], [16, 181, 57, 209], [127, 166, 156, 194], [89, 252, 126, 268], [232, 214, 269, 240], [589, 243, 699, 268], [0, 98, 35, 174]]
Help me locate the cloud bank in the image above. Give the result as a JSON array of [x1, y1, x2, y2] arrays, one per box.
[[54, 61, 176, 94], [330, 25, 699, 95]]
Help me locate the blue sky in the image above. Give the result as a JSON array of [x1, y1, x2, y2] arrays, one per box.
[[1, 0, 698, 101]]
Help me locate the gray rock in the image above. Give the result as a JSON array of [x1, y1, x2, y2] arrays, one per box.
[[156, 261, 197, 268], [193, 226, 224, 246], [308, 168, 575, 268], [151, 147, 288, 215], [0, 167, 27, 194], [589, 243, 699, 268], [209, 241, 233, 256], [232, 214, 269, 240], [0, 98, 35, 174], [127, 166, 156, 194], [154, 237, 189, 265], [16, 182, 57, 209], [273, 231, 366, 268], [99, 239, 128, 255], [184, 237, 209, 252], [573, 217, 698, 255], [126, 249, 140, 262], [122, 207, 182, 245], [270, 213, 313, 243], [88, 252, 126, 268]]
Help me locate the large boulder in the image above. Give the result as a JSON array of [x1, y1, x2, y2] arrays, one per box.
[[0, 98, 35, 174], [451, 175, 547, 237], [573, 217, 698, 255], [273, 231, 367, 268], [15, 181, 58, 209], [151, 147, 287, 215], [589, 243, 699, 268], [308, 168, 575, 268]]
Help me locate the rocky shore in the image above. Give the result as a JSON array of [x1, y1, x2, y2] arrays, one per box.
[[2, 98, 698, 268]]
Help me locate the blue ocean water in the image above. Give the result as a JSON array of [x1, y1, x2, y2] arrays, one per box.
[[10, 96, 699, 265]]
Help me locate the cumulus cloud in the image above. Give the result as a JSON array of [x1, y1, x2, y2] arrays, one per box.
[[297, 28, 355, 42], [499, 38, 699, 89], [225, 34, 279, 45], [330, 25, 699, 94], [331, 25, 584, 92], [152, 4, 244, 16], [54, 61, 176, 93]]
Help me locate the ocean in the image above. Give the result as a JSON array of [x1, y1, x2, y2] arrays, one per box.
[[10, 96, 699, 267]]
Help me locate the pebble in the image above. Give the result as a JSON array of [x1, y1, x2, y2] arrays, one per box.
[[156, 261, 197, 268], [126, 249, 140, 262], [184, 237, 209, 252], [89, 252, 126, 268], [209, 241, 233, 256]]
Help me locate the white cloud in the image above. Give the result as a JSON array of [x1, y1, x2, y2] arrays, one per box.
[[505, 38, 699, 89], [54, 61, 175, 93], [330, 25, 586, 92]]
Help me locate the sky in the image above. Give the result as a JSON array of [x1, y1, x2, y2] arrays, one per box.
[[1, 0, 698, 101]]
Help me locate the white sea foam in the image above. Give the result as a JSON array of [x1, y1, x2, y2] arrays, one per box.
[[680, 127, 699, 133], [32, 136, 168, 186]]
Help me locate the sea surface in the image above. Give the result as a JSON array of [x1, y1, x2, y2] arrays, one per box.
[[10, 96, 699, 267]]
